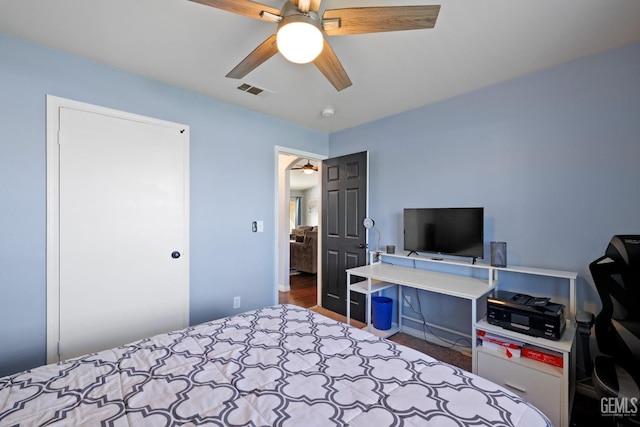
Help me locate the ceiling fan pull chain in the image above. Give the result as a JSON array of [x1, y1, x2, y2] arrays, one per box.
[[297, 0, 311, 13]]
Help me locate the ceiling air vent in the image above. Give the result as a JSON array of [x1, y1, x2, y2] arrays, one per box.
[[237, 83, 273, 97]]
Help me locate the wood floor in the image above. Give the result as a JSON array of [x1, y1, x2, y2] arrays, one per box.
[[278, 272, 318, 308]]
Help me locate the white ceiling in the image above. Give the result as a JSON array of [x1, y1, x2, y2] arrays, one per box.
[[2, 0, 640, 133]]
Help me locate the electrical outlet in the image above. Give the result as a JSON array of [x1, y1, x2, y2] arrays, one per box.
[[404, 295, 412, 307], [233, 296, 241, 309]]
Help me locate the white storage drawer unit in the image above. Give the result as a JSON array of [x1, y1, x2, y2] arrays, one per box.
[[477, 349, 561, 426]]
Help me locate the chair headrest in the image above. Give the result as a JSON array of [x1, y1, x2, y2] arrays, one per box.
[[606, 235, 640, 270]]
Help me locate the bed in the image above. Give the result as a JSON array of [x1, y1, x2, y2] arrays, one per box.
[[0, 304, 551, 426]]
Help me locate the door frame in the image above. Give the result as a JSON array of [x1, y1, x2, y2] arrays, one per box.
[[274, 146, 326, 304], [46, 95, 190, 363]]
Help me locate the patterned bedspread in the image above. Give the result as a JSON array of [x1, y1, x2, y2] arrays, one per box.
[[0, 304, 551, 426]]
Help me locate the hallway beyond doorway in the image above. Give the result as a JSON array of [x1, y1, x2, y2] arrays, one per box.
[[278, 272, 317, 308]]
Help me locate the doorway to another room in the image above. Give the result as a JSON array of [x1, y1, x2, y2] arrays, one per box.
[[278, 155, 321, 308], [275, 149, 370, 324]]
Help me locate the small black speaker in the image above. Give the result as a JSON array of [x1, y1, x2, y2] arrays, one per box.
[[490, 241, 507, 267]]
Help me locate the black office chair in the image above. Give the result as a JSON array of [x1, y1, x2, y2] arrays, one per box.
[[579, 235, 640, 425]]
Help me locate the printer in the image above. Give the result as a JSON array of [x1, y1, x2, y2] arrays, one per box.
[[487, 290, 566, 340]]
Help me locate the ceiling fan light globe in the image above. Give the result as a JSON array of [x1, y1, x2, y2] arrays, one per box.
[[303, 167, 315, 174], [277, 20, 323, 64]]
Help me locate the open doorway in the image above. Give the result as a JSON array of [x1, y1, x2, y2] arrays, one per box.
[[282, 158, 320, 308], [275, 149, 369, 319], [275, 148, 325, 310]]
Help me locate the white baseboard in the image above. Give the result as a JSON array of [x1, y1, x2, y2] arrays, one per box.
[[278, 284, 287, 292]]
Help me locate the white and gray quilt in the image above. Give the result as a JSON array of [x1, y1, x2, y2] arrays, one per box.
[[0, 304, 551, 426]]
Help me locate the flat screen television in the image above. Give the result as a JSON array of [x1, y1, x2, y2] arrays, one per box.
[[403, 207, 484, 260]]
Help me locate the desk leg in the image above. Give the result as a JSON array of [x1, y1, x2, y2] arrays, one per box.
[[471, 297, 477, 374], [366, 278, 372, 332], [569, 278, 576, 318], [346, 272, 351, 326], [398, 286, 403, 332]]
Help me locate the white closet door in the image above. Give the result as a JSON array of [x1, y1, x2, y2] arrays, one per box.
[[57, 106, 189, 361]]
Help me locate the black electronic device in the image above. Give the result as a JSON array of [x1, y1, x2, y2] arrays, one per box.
[[403, 207, 484, 260], [487, 290, 566, 340]]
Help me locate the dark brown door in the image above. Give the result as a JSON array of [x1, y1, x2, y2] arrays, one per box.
[[321, 151, 367, 322]]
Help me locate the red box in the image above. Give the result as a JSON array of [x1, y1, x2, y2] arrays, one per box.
[[521, 346, 563, 368]]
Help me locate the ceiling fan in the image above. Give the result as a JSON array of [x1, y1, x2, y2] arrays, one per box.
[[292, 159, 318, 174], [189, 0, 440, 91]]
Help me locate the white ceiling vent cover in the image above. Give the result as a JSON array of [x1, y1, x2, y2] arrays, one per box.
[[237, 83, 274, 97]]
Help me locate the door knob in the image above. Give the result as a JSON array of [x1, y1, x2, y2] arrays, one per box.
[[171, 251, 181, 259], [357, 243, 367, 249]]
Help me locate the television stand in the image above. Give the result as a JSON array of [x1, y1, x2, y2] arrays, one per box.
[[406, 251, 419, 257]]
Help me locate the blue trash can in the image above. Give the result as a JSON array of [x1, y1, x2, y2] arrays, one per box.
[[372, 296, 393, 330]]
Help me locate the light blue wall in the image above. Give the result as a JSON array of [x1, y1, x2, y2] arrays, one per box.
[[0, 33, 328, 377], [2, 29, 639, 377], [329, 42, 640, 337]]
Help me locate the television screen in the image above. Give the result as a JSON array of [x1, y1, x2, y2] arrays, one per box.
[[403, 207, 484, 259]]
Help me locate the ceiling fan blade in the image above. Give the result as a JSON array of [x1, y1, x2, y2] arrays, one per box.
[[226, 34, 279, 79], [313, 38, 352, 91], [322, 5, 440, 36], [189, 0, 281, 21]]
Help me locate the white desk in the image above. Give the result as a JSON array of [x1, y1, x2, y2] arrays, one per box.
[[345, 262, 496, 339]]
